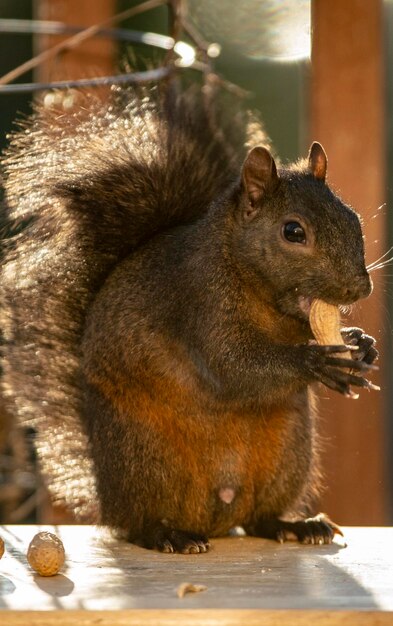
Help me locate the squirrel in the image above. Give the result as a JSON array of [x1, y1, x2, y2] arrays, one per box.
[[0, 85, 378, 553]]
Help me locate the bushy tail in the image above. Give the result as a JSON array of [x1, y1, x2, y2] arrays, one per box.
[[0, 85, 268, 520]]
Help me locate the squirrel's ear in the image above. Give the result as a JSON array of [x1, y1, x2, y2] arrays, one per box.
[[308, 141, 327, 182], [241, 147, 279, 220]]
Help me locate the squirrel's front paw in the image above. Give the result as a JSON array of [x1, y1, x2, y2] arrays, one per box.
[[341, 327, 379, 365], [299, 343, 378, 397]]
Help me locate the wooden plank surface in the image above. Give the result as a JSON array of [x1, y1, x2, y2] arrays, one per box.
[[0, 525, 392, 624]]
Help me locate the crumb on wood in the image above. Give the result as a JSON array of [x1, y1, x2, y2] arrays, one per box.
[[176, 582, 207, 598]]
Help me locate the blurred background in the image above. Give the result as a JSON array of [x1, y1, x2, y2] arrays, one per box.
[[0, 0, 391, 527]]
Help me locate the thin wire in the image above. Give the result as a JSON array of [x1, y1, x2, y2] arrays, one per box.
[[0, 19, 174, 50], [0, 63, 251, 97], [0, 67, 173, 94]]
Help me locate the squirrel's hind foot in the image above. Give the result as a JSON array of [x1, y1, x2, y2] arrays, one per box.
[[139, 523, 211, 554], [251, 513, 343, 545]]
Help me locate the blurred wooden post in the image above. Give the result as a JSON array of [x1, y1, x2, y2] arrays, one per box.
[[311, 0, 387, 523], [35, 0, 116, 82]]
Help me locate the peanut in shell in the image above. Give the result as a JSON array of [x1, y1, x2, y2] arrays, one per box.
[[309, 299, 351, 360], [27, 531, 65, 576]]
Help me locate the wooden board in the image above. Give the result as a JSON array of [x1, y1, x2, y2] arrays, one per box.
[[0, 525, 392, 624], [310, 0, 387, 525], [36, 0, 116, 82]]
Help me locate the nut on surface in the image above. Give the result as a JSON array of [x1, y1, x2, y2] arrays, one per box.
[[27, 531, 65, 576], [0, 536, 4, 559]]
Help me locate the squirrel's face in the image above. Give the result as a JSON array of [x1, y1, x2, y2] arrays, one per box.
[[235, 143, 372, 321]]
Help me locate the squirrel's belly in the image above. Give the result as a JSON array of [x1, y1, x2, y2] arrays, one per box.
[[196, 403, 314, 536], [84, 372, 314, 536]]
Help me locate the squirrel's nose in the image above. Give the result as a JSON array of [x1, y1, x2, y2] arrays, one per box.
[[341, 273, 372, 303]]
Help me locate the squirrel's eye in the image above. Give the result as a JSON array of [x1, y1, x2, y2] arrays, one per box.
[[283, 221, 306, 244]]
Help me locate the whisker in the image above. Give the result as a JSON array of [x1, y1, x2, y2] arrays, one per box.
[[368, 264, 393, 273], [366, 246, 393, 270], [367, 257, 393, 272], [367, 257, 393, 273]]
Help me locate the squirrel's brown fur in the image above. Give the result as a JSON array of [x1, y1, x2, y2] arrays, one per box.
[[0, 85, 376, 550]]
